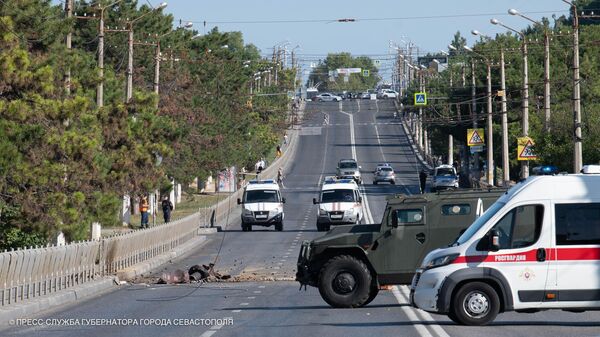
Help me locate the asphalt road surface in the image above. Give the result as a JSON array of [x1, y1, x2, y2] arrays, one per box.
[[3, 100, 600, 337]]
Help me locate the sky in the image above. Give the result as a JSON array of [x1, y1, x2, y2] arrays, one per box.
[[56, 0, 572, 82], [154, 0, 570, 82]]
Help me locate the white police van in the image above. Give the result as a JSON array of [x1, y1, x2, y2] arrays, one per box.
[[313, 177, 364, 232], [410, 166, 600, 325], [237, 180, 285, 232]]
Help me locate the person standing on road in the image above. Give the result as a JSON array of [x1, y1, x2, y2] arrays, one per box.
[[419, 169, 428, 194], [276, 145, 282, 158], [139, 196, 149, 228], [277, 168, 285, 187], [283, 133, 288, 145], [161, 195, 174, 223]]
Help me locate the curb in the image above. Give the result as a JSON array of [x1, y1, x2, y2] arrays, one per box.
[[0, 276, 117, 326], [116, 234, 209, 281]]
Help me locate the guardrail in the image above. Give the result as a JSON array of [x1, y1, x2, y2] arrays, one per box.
[[0, 211, 204, 307]]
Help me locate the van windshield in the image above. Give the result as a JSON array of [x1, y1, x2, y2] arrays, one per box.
[[244, 190, 280, 203], [321, 189, 356, 203], [339, 162, 357, 169], [453, 201, 506, 246], [436, 168, 455, 176]]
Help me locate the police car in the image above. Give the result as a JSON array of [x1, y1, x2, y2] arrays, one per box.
[[411, 166, 600, 325], [313, 177, 364, 231], [237, 180, 285, 231]]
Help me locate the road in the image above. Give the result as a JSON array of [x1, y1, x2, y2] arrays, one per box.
[[3, 100, 600, 337]]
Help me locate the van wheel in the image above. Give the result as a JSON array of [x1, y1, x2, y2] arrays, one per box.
[[318, 255, 372, 308], [451, 282, 500, 326], [362, 286, 379, 307], [373, 181, 377, 185], [275, 222, 283, 231]]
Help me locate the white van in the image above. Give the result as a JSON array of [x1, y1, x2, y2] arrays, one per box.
[[237, 180, 285, 231], [411, 170, 600, 325], [313, 177, 364, 231]]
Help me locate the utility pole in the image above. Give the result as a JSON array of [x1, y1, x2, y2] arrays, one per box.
[[521, 38, 530, 180], [97, 8, 105, 107], [471, 60, 479, 175], [154, 39, 161, 96], [64, 0, 73, 95], [485, 60, 493, 185], [500, 49, 510, 185], [543, 30, 551, 131], [448, 135, 454, 165], [565, 0, 583, 172], [127, 25, 134, 102]]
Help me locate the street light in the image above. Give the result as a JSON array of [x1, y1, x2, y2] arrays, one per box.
[[509, 8, 551, 132], [472, 29, 509, 186], [153, 21, 193, 99], [491, 17, 530, 179]]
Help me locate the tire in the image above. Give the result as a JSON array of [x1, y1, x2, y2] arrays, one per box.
[[450, 282, 500, 326], [316, 223, 325, 232], [241, 222, 248, 232], [362, 286, 380, 307], [318, 255, 373, 308], [391, 180, 396, 185], [275, 222, 283, 231], [373, 181, 377, 185]]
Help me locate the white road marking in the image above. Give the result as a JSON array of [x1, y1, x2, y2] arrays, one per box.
[[247, 296, 256, 299], [258, 285, 266, 288], [391, 286, 434, 337], [240, 302, 249, 306], [231, 309, 242, 313], [254, 290, 262, 293], [211, 324, 224, 330], [200, 330, 216, 337], [340, 105, 375, 224], [398, 286, 451, 337]]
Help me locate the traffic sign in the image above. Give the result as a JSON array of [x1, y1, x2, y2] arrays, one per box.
[[414, 92, 427, 105], [517, 136, 537, 161], [470, 145, 484, 153], [467, 128, 485, 146], [362, 69, 370, 77]]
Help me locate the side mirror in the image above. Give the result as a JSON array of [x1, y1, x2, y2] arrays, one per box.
[[237, 198, 242, 205], [282, 197, 286, 204], [391, 210, 399, 228], [358, 196, 363, 203], [359, 166, 362, 169], [313, 198, 318, 205], [489, 229, 500, 252]]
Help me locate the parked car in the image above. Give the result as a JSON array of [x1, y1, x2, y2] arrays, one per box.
[[314, 93, 342, 102], [360, 92, 371, 99]]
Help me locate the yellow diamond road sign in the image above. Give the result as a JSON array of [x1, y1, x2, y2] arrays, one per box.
[[414, 92, 427, 106], [517, 136, 537, 161], [467, 128, 485, 146]]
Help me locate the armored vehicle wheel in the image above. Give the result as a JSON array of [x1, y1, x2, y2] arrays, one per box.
[[450, 282, 500, 326], [318, 255, 372, 308], [275, 222, 283, 231], [362, 286, 379, 307]]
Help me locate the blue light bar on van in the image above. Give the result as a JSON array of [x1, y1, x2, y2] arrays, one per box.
[[249, 179, 276, 184]]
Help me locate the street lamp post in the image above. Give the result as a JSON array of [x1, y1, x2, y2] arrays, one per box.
[[562, 0, 583, 172], [464, 43, 494, 186], [509, 9, 551, 132], [491, 18, 530, 179], [153, 22, 193, 99]]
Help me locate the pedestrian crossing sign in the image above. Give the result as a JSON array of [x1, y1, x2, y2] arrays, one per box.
[[517, 136, 537, 161], [362, 69, 370, 77], [414, 92, 427, 106], [467, 128, 485, 146]]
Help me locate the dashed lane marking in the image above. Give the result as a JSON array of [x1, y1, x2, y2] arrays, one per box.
[[200, 330, 216, 337], [231, 309, 242, 313], [240, 303, 249, 306]]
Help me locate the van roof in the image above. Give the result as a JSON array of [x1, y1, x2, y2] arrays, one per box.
[[499, 174, 600, 204], [245, 179, 280, 191]]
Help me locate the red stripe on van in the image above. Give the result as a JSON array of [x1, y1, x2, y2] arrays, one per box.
[[452, 247, 600, 264]]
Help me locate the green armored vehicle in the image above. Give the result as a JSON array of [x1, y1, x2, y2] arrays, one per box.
[[296, 189, 506, 308]]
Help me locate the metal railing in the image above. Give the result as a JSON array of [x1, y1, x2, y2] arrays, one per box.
[[0, 211, 203, 307]]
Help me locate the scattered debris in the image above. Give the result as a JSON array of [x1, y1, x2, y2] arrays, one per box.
[[158, 269, 190, 284]]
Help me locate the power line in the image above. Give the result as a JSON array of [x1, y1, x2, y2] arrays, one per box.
[[184, 10, 568, 25]]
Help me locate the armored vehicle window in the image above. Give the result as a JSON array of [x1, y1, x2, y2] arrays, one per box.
[[555, 203, 600, 245], [490, 205, 543, 249], [441, 204, 471, 216], [397, 209, 424, 225]]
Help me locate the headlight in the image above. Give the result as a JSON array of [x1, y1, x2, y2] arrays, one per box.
[[271, 207, 282, 215], [344, 209, 353, 215], [424, 254, 459, 270], [242, 209, 253, 216], [319, 209, 328, 215]]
